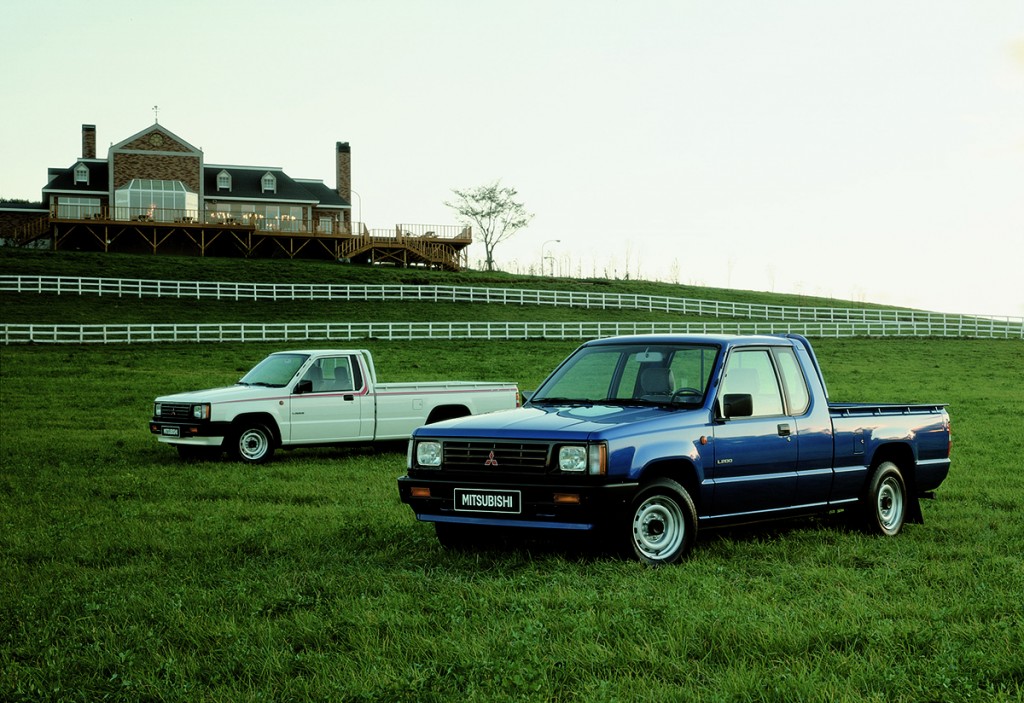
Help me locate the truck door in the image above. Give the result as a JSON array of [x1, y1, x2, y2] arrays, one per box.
[[288, 355, 374, 443], [711, 349, 798, 517], [775, 345, 835, 508]]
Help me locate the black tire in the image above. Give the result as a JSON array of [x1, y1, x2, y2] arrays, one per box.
[[230, 423, 275, 464], [861, 461, 907, 536], [626, 478, 697, 565]]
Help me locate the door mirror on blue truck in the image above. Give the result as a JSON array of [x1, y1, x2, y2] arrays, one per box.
[[723, 393, 753, 418]]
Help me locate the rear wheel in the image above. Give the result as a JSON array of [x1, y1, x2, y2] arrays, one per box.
[[626, 478, 697, 565], [230, 423, 275, 464], [861, 461, 907, 536]]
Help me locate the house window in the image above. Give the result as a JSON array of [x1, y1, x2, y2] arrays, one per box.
[[217, 170, 232, 191], [114, 179, 198, 222], [261, 172, 276, 193], [74, 164, 89, 185], [57, 197, 100, 219]]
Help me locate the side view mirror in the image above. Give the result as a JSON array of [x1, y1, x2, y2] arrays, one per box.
[[295, 379, 313, 394], [723, 393, 753, 418]]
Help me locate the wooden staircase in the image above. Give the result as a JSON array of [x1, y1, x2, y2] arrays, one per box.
[[8, 216, 52, 247], [339, 229, 469, 271]]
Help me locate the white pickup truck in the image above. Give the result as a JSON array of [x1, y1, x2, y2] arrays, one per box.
[[149, 349, 519, 463]]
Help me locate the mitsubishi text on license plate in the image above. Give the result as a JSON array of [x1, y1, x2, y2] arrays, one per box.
[[454, 488, 521, 514]]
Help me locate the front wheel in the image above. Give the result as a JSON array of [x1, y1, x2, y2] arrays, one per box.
[[861, 461, 907, 536], [230, 423, 276, 464], [626, 478, 697, 565]]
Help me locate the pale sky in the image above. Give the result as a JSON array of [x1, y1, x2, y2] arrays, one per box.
[[3, 0, 1022, 317]]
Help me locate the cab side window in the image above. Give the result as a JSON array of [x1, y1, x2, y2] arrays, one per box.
[[721, 350, 784, 417], [774, 348, 810, 415]]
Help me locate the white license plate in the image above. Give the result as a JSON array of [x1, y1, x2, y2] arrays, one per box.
[[162, 427, 180, 437], [454, 488, 521, 514]]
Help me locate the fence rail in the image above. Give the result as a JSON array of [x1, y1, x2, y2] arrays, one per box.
[[2, 275, 1021, 340], [3, 318, 1022, 345]]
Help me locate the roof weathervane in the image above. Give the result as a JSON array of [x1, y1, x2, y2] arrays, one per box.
[[153, 105, 159, 124]]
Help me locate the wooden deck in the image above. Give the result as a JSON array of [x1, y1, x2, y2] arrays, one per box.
[[15, 213, 472, 271]]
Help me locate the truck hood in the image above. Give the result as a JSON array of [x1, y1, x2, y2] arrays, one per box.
[[155, 384, 290, 404], [417, 403, 705, 440]]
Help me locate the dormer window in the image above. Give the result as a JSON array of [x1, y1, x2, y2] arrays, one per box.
[[216, 170, 232, 191], [261, 172, 277, 194], [74, 164, 89, 185]]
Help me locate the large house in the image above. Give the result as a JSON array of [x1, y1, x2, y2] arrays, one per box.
[[0, 123, 470, 269]]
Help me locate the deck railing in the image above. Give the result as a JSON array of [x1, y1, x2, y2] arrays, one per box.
[[48, 205, 356, 236]]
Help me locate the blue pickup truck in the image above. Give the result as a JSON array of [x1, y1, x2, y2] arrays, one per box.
[[397, 334, 952, 564]]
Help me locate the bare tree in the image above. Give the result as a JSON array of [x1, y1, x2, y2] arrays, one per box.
[[445, 181, 533, 271]]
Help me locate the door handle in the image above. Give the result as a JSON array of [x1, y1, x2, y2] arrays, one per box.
[[343, 395, 354, 402], [777, 423, 791, 437]]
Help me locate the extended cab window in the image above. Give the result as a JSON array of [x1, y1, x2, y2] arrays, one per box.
[[721, 350, 784, 417], [774, 348, 810, 415]]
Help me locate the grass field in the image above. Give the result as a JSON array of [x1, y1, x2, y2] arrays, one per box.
[[1, 250, 1023, 701]]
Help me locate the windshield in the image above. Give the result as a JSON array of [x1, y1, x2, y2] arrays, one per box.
[[238, 353, 309, 387], [530, 343, 719, 407]]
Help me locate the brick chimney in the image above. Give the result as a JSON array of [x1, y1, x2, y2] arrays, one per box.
[[82, 124, 96, 159], [336, 142, 351, 228]]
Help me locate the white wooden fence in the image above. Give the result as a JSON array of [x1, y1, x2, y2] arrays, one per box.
[[2, 275, 1021, 342], [4, 319, 1022, 345]]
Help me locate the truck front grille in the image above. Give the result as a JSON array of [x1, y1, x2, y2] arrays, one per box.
[[158, 403, 192, 420], [443, 440, 550, 474]]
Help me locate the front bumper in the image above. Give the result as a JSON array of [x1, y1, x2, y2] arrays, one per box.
[[149, 420, 230, 445], [397, 474, 638, 531]]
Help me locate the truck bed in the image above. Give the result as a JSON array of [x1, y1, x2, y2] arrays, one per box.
[[829, 402, 948, 417]]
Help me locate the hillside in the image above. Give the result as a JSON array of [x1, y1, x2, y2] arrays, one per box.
[[1, 248, 895, 327]]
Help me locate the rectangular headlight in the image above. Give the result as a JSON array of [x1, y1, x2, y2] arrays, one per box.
[[192, 403, 210, 420], [558, 445, 587, 472], [154, 402, 162, 417], [416, 441, 442, 468]]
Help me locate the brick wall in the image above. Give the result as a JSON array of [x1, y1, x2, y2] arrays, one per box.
[[112, 153, 202, 192]]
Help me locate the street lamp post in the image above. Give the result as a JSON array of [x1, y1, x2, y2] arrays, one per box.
[[348, 188, 363, 233], [541, 239, 561, 276]]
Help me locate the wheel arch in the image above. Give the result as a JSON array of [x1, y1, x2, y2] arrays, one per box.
[[866, 442, 922, 525], [228, 412, 281, 446], [867, 442, 916, 487], [426, 404, 471, 424], [635, 458, 702, 510]]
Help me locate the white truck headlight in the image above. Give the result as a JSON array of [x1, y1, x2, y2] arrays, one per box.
[[192, 403, 210, 420], [154, 402, 162, 417], [559, 446, 587, 472], [416, 441, 442, 468]]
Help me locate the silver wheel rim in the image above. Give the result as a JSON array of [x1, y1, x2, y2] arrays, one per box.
[[877, 476, 904, 532], [632, 495, 685, 561], [239, 428, 268, 461]]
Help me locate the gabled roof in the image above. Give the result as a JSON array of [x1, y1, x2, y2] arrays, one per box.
[[42, 159, 109, 195], [110, 123, 201, 154]]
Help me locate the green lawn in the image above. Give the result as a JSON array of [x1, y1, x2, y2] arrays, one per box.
[[2, 337, 1022, 702]]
